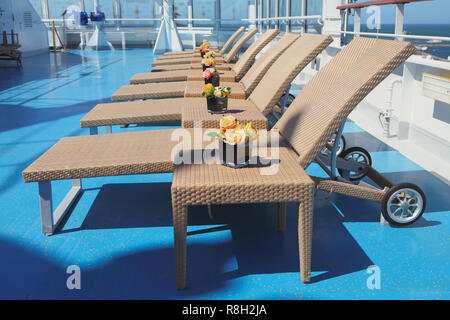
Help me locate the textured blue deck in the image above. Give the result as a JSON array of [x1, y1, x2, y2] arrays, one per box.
[[0, 50, 448, 300]]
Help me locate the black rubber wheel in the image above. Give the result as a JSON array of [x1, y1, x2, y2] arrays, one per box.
[[337, 146, 372, 181], [381, 183, 426, 226]]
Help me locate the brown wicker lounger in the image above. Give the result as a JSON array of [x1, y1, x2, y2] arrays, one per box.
[[84, 34, 331, 131], [23, 37, 416, 291], [151, 28, 258, 67], [160, 26, 245, 58], [136, 29, 279, 83], [130, 33, 298, 84], [116, 30, 280, 101]]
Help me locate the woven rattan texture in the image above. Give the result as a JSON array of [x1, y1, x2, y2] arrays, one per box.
[[22, 130, 182, 182], [311, 176, 385, 202], [239, 33, 300, 93], [220, 26, 246, 54], [224, 28, 258, 63], [130, 70, 188, 84], [181, 99, 267, 129], [274, 37, 416, 169], [171, 146, 315, 289], [80, 99, 186, 127], [231, 29, 279, 79], [184, 81, 246, 99], [152, 64, 192, 72], [186, 69, 236, 82], [190, 63, 232, 71], [112, 82, 186, 101], [248, 33, 333, 116]]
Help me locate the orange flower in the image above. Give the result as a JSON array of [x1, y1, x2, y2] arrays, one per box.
[[220, 116, 237, 130]]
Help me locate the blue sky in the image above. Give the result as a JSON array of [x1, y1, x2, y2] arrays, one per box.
[[351, 0, 450, 25]]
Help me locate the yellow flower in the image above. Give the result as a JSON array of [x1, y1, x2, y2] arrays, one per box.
[[220, 116, 238, 130], [244, 122, 258, 141], [203, 83, 213, 94]]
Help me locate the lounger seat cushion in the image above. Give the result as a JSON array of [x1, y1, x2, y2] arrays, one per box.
[[152, 57, 197, 67], [184, 81, 246, 99], [22, 130, 182, 182], [152, 64, 192, 72], [130, 70, 189, 84], [190, 63, 232, 71], [80, 98, 187, 127], [112, 82, 186, 101]]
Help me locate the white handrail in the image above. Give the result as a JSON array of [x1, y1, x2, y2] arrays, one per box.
[[329, 30, 450, 42]]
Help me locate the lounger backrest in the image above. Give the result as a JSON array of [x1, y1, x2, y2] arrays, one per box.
[[220, 26, 246, 55], [231, 29, 280, 79], [240, 33, 299, 93], [274, 37, 416, 169], [224, 28, 258, 63], [248, 33, 333, 116]]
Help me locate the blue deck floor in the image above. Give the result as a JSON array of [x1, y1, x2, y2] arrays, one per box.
[[0, 50, 448, 300]]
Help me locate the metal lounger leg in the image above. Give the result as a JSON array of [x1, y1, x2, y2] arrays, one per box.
[[38, 179, 82, 236], [90, 127, 98, 135], [277, 202, 287, 232]]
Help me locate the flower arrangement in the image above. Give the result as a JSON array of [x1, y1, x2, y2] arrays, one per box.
[[201, 57, 216, 67], [208, 116, 258, 168], [202, 84, 230, 99], [199, 40, 210, 55], [212, 116, 258, 145], [203, 84, 231, 113], [204, 51, 215, 59], [203, 67, 220, 86], [203, 67, 219, 80]]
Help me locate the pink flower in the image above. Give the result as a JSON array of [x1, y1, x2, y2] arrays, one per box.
[[203, 68, 212, 79]]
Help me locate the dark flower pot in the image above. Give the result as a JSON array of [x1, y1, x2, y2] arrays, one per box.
[[200, 51, 205, 58], [216, 96, 228, 111], [204, 76, 220, 86], [218, 140, 250, 168], [202, 65, 207, 71], [206, 97, 226, 114]]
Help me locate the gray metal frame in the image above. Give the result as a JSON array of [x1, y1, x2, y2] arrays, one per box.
[[38, 179, 82, 235]]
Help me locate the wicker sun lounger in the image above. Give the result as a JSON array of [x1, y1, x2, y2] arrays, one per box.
[[23, 37, 417, 291], [84, 34, 331, 132], [151, 28, 258, 67], [159, 26, 245, 58], [130, 33, 298, 85], [135, 29, 279, 84], [114, 30, 280, 101]]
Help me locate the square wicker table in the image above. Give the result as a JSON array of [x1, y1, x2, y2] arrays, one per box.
[[171, 145, 315, 290], [181, 101, 268, 129]]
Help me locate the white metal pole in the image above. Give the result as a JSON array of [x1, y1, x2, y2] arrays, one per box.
[[266, 0, 270, 30], [94, 0, 99, 14], [286, 0, 291, 33], [395, 3, 405, 41], [215, 0, 221, 32], [274, 0, 279, 29], [301, 0, 306, 33], [77, 0, 85, 11], [187, 0, 193, 29], [248, 0, 257, 29], [41, 0, 49, 20], [354, 8, 361, 36]]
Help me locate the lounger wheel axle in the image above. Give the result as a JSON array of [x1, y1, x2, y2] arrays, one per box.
[[381, 183, 426, 226], [337, 147, 372, 181]]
